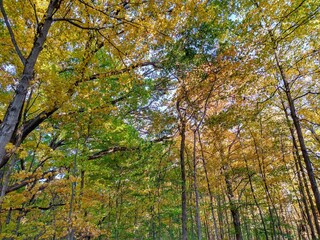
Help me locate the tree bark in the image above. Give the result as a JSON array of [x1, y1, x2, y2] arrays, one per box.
[[279, 91, 320, 237], [270, 29, 320, 216], [198, 131, 220, 240], [177, 100, 188, 240], [224, 171, 242, 240], [0, 0, 62, 168], [192, 131, 202, 240]]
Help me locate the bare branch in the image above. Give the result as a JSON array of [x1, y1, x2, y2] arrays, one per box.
[[0, 203, 65, 213], [293, 91, 320, 101], [74, 61, 158, 86], [5, 169, 57, 193], [88, 146, 137, 160], [53, 18, 111, 30], [88, 135, 172, 160]]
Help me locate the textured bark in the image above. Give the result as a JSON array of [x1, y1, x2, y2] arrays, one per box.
[[0, 0, 62, 168]]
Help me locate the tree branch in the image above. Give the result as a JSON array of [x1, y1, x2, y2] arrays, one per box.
[[5, 169, 57, 194], [88, 135, 172, 160], [10, 107, 58, 145], [88, 146, 137, 160], [53, 18, 111, 30], [75, 61, 158, 86], [293, 91, 320, 101], [0, 203, 65, 213], [0, 0, 26, 65]]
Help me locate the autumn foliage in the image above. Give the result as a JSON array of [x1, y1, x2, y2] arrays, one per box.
[[0, 0, 320, 239]]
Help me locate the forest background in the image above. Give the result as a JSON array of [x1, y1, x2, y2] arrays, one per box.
[[0, 0, 320, 239]]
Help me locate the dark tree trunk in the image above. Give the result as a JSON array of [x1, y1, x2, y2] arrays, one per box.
[[271, 34, 320, 217], [192, 131, 202, 240], [279, 93, 320, 238], [177, 101, 188, 240], [0, 0, 62, 168], [241, 146, 269, 240], [225, 172, 242, 240], [198, 131, 220, 240]]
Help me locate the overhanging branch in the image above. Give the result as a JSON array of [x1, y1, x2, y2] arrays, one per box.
[[88, 135, 172, 160]]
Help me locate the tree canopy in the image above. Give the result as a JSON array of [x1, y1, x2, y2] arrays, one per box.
[[0, 0, 320, 239]]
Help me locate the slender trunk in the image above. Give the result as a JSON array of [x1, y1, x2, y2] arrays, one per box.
[[271, 40, 320, 216], [251, 125, 286, 239], [250, 204, 260, 240], [216, 194, 225, 240], [203, 212, 211, 240], [222, 190, 232, 240], [299, 158, 320, 235], [189, 186, 195, 240], [279, 92, 320, 236], [198, 131, 220, 240], [299, 156, 320, 235], [242, 148, 269, 240], [192, 131, 202, 240], [294, 155, 316, 239], [79, 170, 85, 207], [177, 101, 188, 240], [68, 138, 79, 240], [244, 196, 250, 240], [224, 169, 242, 240], [156, 162, 164, 240], [292, 200, 305, 240]]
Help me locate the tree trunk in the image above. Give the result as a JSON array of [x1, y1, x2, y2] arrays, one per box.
[[241, 145, 269, 240], [0, 0, 61, 168], [193, 131, 202, 240], [279, 93, 320, 237], [225, 172, 242, 240], [198, 131, 220, 240], [251, 125, 284, 239], [177, 101, 188, 240], [271, 36, 320, 216]]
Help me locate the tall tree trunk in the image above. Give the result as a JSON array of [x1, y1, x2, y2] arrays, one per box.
[[270, 34, 320, 216], [177, 100, 188, 240], [240, 141, 269, 240], [68, 138, 79, 240], [198, 131, 220, 240], [294, 154, 316, 239], [222, 192, 232, 240], [192, 131, 202, 240], [0, 0, 62, 168], [216, 194, 225, 240], [279, 91, 320, 236], [219, 143, 242, 240], [251, 122, 285, 239], [224, 172, 242, 240]]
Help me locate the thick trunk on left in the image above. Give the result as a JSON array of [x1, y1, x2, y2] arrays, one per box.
[[0, 0, 61, 168]]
